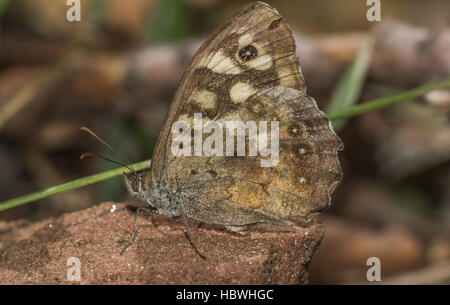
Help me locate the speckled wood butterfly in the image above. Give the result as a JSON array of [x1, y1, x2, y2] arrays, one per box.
[[124, 2, 343, 235]]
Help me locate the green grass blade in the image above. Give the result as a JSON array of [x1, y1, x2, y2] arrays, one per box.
[[0, 160, 150, 212], [326, 37, 374, 131], [327, 77, 450, 121]]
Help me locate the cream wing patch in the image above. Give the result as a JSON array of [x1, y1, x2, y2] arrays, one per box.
[[200, 50, 242, 74], [230, 82, 257, 104], [193, 89, 216, 110], [246, 54, 272, 70], [238, 33, 253, 48], [176, 114, 194, 125]]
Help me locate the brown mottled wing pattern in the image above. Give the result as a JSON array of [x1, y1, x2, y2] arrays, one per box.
[[150, 2, 304, 184], [168, 86, 342, 225], [147, 2, 343, 226]]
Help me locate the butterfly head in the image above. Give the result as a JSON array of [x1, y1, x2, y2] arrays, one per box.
[[124, 170, 181, 216], [123, 170, 150, 200]]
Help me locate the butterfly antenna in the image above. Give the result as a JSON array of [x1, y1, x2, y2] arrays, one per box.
[[80, 127, 137, 175], [80, 152, 137, 174]]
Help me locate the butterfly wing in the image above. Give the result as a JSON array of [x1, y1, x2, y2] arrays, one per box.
[[148, 2, 342, 225], [150, 2, 305, 184], [169, 86, 343, 225]]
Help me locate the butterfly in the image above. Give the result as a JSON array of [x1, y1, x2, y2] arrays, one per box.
[[124, 1, 343, 235]]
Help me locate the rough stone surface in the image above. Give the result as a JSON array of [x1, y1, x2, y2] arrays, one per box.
[[0, 202, 323, 284]]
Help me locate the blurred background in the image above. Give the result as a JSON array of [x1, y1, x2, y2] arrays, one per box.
[[0, 0, 449, 284]]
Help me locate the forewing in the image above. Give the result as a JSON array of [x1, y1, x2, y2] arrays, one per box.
[[150, 2, 305, 183]]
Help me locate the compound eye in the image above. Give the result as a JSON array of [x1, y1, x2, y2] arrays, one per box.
[[131, 179, 140, 192]]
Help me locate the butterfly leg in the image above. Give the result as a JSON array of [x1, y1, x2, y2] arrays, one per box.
[[182, 214, 206, 259], [130, 206, 156, 241]]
